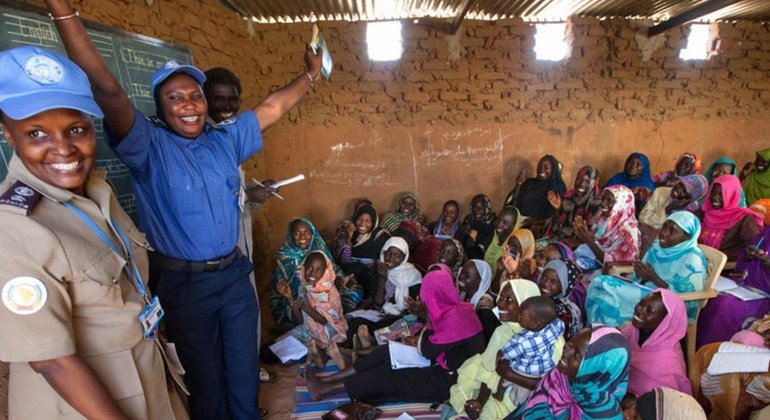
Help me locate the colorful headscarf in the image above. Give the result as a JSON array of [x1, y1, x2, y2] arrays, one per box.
[[507, 155, 568, 219], [515, 326, 630, 419], [655, 152, 701, 184], [592, 185, 641, 262], [744, 148, 770, 206], [484, 206, 522, 276], [421, 270, 482, 345], [271, 218, 342, 326], [299, 251, 348, 348], [704, 157, 746, 207], [511, 228, 535, 260], [621, 289, 690, 396], [677, 173, 709, 211], [380, 192, 423, 233], [463, 259, 492, 309], [540, 258, 583, 339], [464, 193, 495, 225], [605, 152, 655, 192], [448, 237, 467, 279], [565, 166, 601, 203], [551, 241, 574, 260], [749, 199, 770, 225], [380, 237, 422, 315], [679, 152, 702, 174], [700, 175, 764, 249]]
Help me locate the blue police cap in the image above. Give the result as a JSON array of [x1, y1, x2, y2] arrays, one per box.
[[0, 46, 103, 120], [151, 60, 206, 96]]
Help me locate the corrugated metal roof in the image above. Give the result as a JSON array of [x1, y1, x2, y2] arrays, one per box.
[[218, 0, 770, 23]]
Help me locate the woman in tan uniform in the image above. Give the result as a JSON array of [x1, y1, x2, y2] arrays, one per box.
[[0, 46, 186, 418]]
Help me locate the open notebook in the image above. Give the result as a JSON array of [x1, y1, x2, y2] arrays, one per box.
[[707, 342, 770, 375]]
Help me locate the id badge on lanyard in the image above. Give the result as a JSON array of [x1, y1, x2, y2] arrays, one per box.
[[63, 202, 163, 340]]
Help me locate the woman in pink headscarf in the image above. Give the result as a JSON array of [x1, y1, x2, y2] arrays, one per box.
[[697, 174, 764, 260], [304, 270, 485, 404], [621, 289, 691, 396]]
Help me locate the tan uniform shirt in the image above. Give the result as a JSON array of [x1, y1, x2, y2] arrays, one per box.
[[0, 157, 186, 419]]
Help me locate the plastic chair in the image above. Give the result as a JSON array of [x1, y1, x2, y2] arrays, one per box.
[[608, 244, 727, 381]]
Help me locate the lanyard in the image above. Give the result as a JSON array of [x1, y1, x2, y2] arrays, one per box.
[[62, 202, 150, 302]]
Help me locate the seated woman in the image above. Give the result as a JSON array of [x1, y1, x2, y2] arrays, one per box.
[[653, 152, 701, 187], [693, 316, 770, 419], [620, 290, 690, 397], [485, 206, 522, 279], [330, 197, 371, 261], [278, 252, 348, 369], [604, 152, 656, 211], [346, 237, 423, 342], [493, 229, 538, 287], [448, 279, 544, 419], [704, 157, 746, 207], [340, 205, 391, 300], [586, 212, 707, 327], [509, 326, 630, 419], [742, 147, 770, 205], [429, 199, 472, 249], [463, 194, 497, 260], [504, 155, 567, 230], [458, 259, 497, 341], [535, 241, 574, 270], [271, 217, 362, 331], [394, 219, 443, 273], [697, 225, 770, 347], [305, 270, 485, 404], [537, 259, 583, 340], [697, 174, 764, 261], [380, 192, 425, 234], [639, 173, 708, 229], [545, 165, 602, 248], [436, 238, 466, 280], [573, 185, 641, 271]]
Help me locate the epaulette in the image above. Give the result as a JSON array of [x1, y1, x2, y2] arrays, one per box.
[[218, 117, 236, 126], [146, 115, 168, 128], [207, 117, 235, 131], [0, 181, 42, 216]]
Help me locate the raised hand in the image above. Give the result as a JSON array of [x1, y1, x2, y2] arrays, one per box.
[[276, 280, 293, 300], [547, 190, 562, 209]]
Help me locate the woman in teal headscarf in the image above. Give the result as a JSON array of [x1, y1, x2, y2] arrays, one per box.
[[585, 212, 707, 327], [270, 217, 362, 330], [510, 326, 630, 419], [704, 157, 747, 207]]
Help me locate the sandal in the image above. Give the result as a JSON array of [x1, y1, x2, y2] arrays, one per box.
[[260, 367, 276, 383]]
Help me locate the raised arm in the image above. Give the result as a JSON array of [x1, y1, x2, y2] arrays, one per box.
[[44, 0, 134, 139], [253, 47, 322, 131]]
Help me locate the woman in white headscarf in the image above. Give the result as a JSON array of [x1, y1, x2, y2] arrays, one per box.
[[458, 259, 499, 342], [378, 237, 423, 315]]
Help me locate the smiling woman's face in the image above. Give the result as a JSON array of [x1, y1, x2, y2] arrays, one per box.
[[291, 221, 313, 249]]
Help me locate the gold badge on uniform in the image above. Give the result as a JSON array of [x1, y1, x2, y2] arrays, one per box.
[[2, 276, 47, 315]]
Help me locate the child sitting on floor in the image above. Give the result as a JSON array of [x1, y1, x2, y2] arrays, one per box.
[[279, 251, 348, 368], [495, 296, 564, 405]]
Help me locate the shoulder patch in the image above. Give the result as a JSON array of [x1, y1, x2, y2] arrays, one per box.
[[2, 276, 47, 315], [0, 181, 41, 215], [218, 117, 236, 126], [145, 115, 168, 128]]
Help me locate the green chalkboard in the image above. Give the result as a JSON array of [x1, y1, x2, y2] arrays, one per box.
[[0, 0, 193, 217]]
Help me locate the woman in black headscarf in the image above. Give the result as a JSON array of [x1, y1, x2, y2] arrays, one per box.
[[505, 155, 567, 221]]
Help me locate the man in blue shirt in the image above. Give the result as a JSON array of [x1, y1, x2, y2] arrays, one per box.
[[46, 0, 322, 418]]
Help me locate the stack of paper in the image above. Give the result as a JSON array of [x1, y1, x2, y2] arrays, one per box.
[[389, 341, 431, 370], [715, 276, 768, 301], [707, 342, 770, 375]]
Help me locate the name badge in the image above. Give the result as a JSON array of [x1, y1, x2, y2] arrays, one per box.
[[138, 296, 164, 339]]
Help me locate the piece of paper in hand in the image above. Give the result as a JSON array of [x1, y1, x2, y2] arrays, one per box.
[[269, 335, 308, 364], [272, 174, 305, 189], [310, 23, 333, 79], [389, 341, 430, 370]]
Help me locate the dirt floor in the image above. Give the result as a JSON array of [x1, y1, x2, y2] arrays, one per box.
[[260, 363, 300, 419]]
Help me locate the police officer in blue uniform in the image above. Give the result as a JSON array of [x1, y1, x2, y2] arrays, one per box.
[[45, 0, 323, 418]]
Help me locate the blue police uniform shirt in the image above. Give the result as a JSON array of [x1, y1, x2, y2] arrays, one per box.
[[105, 107, 262, 261]]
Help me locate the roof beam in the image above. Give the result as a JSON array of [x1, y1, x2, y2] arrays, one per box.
[[446, 0, 475, 35], [647, 0, 741, 37]]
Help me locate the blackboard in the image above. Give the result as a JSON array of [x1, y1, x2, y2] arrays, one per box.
[[0, 1, 193, 217]]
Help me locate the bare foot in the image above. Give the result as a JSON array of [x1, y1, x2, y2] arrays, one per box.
[[357, 325, 373, 348], [328, 342, 346, 369], [308, 340, 325, 369], [304, 364, 324, 401]]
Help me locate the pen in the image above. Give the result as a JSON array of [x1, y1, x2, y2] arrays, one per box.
[[755, 236, 765, 250], [251, 178, 284, 200]]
